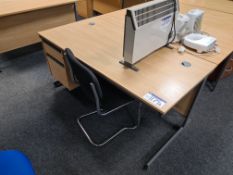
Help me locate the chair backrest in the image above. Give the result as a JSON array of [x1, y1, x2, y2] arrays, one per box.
[[64, 48, 103, 104]]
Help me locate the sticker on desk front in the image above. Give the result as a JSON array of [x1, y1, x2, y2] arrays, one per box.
[[143, 92, 166, 108]]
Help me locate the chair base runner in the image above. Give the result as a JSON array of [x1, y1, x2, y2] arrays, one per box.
[[77, 103, 142, 147]]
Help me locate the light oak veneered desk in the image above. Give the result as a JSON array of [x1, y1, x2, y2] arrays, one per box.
[[81, 0, 151, 16], [180, 3, 233, 81], [0, 0, 78, 53], [180, 3, 233, 65], [39, 10, 216, 116], [93, 0, 151, 14], [180, 0, 233, 14], [39, 9, 216, 168]]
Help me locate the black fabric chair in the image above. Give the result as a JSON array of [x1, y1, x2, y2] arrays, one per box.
[[64, 48, 142, 147]]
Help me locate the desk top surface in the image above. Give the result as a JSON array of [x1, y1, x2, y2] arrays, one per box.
[[39, 10, 216, 114], [0, 0, 77, 17], [180, 3, 233, 64], [180, 0, 233, 14]]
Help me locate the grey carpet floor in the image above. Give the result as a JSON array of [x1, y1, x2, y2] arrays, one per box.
[[0, 46, 233, 175]]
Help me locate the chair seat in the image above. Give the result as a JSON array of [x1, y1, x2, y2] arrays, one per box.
[[98, 76, 134, 111], [0, 150, 35, 175]]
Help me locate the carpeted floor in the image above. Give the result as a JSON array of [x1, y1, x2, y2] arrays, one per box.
[[0, 45, 233, 175]]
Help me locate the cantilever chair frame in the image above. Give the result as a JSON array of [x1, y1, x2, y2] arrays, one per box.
[[77, 82, 143, 147], [64, 49, 142, 147]]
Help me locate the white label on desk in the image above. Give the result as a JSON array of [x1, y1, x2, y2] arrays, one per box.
[[143, 92, 166, 108]]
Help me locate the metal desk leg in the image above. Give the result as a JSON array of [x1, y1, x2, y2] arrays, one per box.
[[73, 2, 78, 21], [144, 78, 207, 170], [206, 55, 231, 92]]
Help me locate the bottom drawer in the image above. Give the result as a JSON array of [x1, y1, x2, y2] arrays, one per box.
[[47, 54, 78, 90]]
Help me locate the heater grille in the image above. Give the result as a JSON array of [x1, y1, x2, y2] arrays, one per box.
[[134, 0, 176, 27]]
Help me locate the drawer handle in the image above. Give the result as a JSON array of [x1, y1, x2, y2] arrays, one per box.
[[225, 66, 232, 72]]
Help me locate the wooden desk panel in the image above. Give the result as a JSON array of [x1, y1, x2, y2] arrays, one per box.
[[39, 10, 216, 114], [180, 0, 233, 14], [0, 5, 76, 53], [93, 0, 151, 14], [0, 0, 77, 17], [93, 0, 121, 13], [77, 0, 93, 17], [0, 0, 77, 53]]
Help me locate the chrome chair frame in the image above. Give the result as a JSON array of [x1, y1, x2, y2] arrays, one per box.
[[77, 82, 142, 147]]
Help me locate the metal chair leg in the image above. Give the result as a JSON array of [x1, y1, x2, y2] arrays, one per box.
[[77, 103, 142, 147]]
